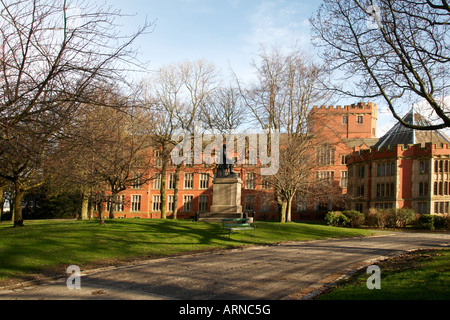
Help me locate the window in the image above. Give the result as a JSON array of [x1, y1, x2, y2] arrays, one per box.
[[132, 175, 141, 189], [261, 195, 271, 212], [355, 203, 364, 213], [131, 195, 141, 212], [434, 182, 438, 195], [357, 115, 363, 124], [317, 171, 334, 184], [184, 173, 193, 189], [244, 195, 255, 211], [167, 195, 175, 212], [199, 195, 208, 212], [417, 202, 427, 214], [245, 173, 256, 189], [297, 195, 307, 212], [153, 174, 161, 189], [420, 161, 427, 174], [357, 166, 365, 178], [152, 195, 161, 212], [261, 176, 271, 189], [340, 171, 348, 188], [356, 185, 364, 197], [316, 144, 335, 165], [342, 115, 348, 124], [154, 150, 162, 167], [114, 195, 124, 212], [318, 201, 331, 211], [341, 155, 347, 165], [183, 195, 193, 212], [168, 173, 176, 189], [199, 173, 209, 189]]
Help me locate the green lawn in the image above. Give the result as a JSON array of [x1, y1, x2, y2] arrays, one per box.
[[316, 249, 450, 300], [0, 219, 373, 283]]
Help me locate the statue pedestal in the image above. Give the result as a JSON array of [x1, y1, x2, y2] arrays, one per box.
[[199, 176, 243, 222]]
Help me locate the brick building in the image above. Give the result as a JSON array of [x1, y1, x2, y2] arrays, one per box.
[[96, 102, 380, 220], [347, 108, 450, 215]]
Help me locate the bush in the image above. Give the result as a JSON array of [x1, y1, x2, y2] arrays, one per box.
[[364, 208, 389, 228], [418, 214, 435, 230], [389, 208, 415, 228], [342, 210, 365, 228], [325, 211, 349, 227]]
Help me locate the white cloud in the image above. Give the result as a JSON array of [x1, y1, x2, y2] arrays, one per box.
[[241, 0, 310, 52]]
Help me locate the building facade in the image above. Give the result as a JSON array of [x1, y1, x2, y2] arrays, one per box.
[[347, 109, 450, 215], [95, 102, 381, 220]]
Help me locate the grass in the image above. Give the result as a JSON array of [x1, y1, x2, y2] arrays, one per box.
[[0, 218, 373, 285], [316, 249, 450, 300]]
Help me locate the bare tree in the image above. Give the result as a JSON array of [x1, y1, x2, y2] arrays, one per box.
[[200, 85, 248, 135], [311, 0, 450, 129], [142, 60, 219, 219], [56, 87, 152, 224], [0, 0, 151, 226], [238, 45, 332, 222]]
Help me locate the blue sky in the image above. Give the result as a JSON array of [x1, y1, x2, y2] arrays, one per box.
[[102, 0, 402, 136], [105, 0, 320, 79]]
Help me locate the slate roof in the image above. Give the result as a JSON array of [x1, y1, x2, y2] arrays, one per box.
[[373, 109, 450, 150]]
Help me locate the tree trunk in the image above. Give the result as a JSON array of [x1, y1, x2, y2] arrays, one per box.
[[81, 192, 89, 220], [109, 193, 115, 220], [286, 195, 293, 223], [12, 185, 24, 227], [0, 186, 4, 221], [172, 164, 181, 220], [278, 196, 287, 223], [160, 158, 168, 219], [88, 198, 93, 220], [98, 191, 105, 225]]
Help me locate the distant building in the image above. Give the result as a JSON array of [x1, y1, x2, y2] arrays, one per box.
[[347, 108, 450, 215], [96, 102, 381, 220]]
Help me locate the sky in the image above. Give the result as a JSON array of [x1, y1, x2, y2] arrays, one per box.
[[105, 0, 320, 78], [99, 0, 414, 137]]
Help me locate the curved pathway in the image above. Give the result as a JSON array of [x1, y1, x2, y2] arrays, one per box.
[[1, 231, 449, 300]]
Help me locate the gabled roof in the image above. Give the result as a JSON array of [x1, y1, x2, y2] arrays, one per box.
[[373, 108, 450, 150]]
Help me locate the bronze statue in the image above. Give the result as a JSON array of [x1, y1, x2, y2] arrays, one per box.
[[216, 144, 237, 178]]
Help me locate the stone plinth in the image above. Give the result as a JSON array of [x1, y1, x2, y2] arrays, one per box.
[[199, 176, 243, 222]]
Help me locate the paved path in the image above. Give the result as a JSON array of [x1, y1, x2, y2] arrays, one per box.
[[1, 231, 449, 300]]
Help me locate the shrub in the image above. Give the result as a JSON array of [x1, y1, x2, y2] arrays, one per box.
[[364, 208, 379, 227], [433, 215, 447, 230], [342, 210, 365, 228], [389, 208, 415, 228], [418, 214, 435, 230], [325, 211, 349, 227], [364, 209, 390, 228]]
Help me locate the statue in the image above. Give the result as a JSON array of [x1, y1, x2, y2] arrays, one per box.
[[216, 144, 237, 178]]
